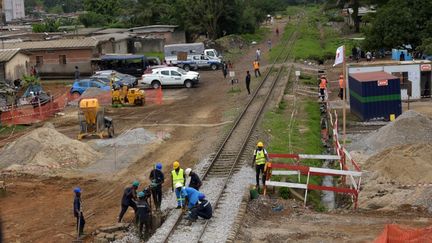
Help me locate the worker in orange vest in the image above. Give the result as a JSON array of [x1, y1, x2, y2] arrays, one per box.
[[338, 74, 344, 100], [319, 75, 327, 101], [253, 60, 261, 78]]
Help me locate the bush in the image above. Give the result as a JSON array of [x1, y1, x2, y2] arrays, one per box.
[[279, 187, 290, 199]]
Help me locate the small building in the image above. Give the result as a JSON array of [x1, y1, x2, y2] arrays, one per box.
[[92, 33, 134, 54], [129, 25, 186, 53], [349, 71, 402, 121], [0, 48, 29, 83], [3, 38, 99, 78], [348, 60, 432, 100]]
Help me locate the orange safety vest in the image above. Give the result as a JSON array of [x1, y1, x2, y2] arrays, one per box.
[[339, 78, 344, 88], [319, 78, 327, 89], [253, 61, 260, 69]]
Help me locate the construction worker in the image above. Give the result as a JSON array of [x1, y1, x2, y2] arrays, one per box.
[[338, 74, 344, 100], [180, 186, 200, 210], [187, 193, 212, 222], [253, 60, 261, 78], [118, 181, 139, 223], [149, 162, 164, 210], [253, 142, 269, 190], [136, 191, 151, 239], [185, 168, 202, 191], [319, 75, 328, 101], [171, 161, 185, 208], [73, 187, 85, 237]]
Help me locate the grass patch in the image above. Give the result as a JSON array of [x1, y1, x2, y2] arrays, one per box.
[[269, 22, 296, 62], [143, 52, 164, 61], [227, 87, 242, 94], [0, 125, 27, 136], [241, 27, 271, 44], [300, 74, 316, 86]]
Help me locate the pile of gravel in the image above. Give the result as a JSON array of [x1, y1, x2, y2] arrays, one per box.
[[349, 110, 432, 155], [93, 128, 157, 148]]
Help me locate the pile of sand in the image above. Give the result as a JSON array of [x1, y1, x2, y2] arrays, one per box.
[[0, 124, 101, 172], [350, 110, 432, 155], [364, 143, 432, 184]]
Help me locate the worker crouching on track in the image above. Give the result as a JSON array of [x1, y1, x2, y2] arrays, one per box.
[[185, 168, 202, 191], [149, 162, 164, 210], [187, 193, 212, 222], [136, 190, 151, 239], [118, 181, 139, 223], [172, 161, 186, 209], [253, 142, 269, 191], [73, 187, 85, 237]]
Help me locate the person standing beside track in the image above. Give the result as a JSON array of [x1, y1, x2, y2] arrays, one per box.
[[171, 161, 185, 208], [245, 71, 251, 95], [319, 75, 328, 101], [118, 181, 139, 223], [149, 162, 164, 210], [253, 142, 269, 191], [185, 168, 202, 191], [73, 187, 85, 237]]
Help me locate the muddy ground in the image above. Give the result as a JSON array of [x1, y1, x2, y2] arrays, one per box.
[[0, 20, 283, 242]]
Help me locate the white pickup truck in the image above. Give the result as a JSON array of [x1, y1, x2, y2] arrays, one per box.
[[140, 67, 200, 89], [164, 43, 222, 64]]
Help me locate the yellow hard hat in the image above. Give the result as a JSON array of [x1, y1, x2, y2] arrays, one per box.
[[173, 161, 180, 169], [257, 142, 264, 147]]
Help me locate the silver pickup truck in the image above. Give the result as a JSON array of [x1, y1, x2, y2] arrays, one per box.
[[177, 54, 222, 71]]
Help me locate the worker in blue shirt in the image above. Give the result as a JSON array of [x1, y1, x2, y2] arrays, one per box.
[[73, 187, 85, 237], [118, 181, 139, 223], [136, 191, 151, 239], [180, 186, 200, 209], [187, 193, 212, 222]]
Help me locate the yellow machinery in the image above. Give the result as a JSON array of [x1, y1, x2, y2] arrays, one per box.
[[78, 98, 114, 140], [112, 85, 145, 106]]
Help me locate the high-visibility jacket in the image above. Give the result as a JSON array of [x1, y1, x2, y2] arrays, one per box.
[[253, 61, 260, 70], [255, 149, 266, 165], [319, 78, 327, 89], [171, 169, 185, 187], [339, 78, 344, 88]]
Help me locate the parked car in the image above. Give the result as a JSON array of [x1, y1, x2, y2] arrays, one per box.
[[70, 79, 111, 96], [93, 70, 137, 86], [141, 67, 200, 89]]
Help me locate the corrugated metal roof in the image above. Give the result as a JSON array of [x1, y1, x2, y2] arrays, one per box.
[[94, 28, 128, 34], [0, 48, 21, 62], [2, 38, 99, 50], [91, 33, 133, 42], [129, 25, 178, 33], [350, 71, 398, 82]]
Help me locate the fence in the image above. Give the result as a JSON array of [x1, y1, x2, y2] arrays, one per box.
[[375, 224, 432, 243], [263, 153, 362, 208], [0, 87, 163, 126]]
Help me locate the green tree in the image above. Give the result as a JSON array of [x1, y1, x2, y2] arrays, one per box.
[[78, 12, 108, 27], [364, 0, 432, 50], [32, 18, 61, 32], [83, 0, 122, 23]]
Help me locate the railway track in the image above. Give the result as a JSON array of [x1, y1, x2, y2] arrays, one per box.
[[149, 28, 299, 243]]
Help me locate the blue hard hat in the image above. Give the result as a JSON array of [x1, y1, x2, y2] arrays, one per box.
[[156, 163, 162, 170], [132, 181, 140, 187], [137, 191, 145, 198], [74, 187, 81, 193], [198, 193, 205, 200]]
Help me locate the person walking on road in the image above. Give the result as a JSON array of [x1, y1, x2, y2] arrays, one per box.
[[118, 181, 139, 223], [267, 39, 272, 51], [171, 161, 185, 208], [253, 142, 269, 190], [187, 193, 212, 222], [276, 27, 279, 36], [185, 168, 202, 191], [253, 60, 261, 78], [256, 48, 261, 61], [149, 162, 164, 210], [245, 71, 251, 95], [73, 187, 85, 237], [74, 66, 80, 80], [319, 75, 328, 101], [222, 61, 228, 79], [136, 191, 151, 239], [338, 74, 344, 100]]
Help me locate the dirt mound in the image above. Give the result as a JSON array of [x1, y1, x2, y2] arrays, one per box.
[[0, 126, 101, 172], [215, 35, 248, 52], [81, 87, 109, 99], [364, 143, 432, 184], [350, 110, 432, 155]]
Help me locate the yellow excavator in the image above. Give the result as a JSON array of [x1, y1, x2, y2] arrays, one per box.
[[111, 85, 145, 106], [78, 98, 114, 140]]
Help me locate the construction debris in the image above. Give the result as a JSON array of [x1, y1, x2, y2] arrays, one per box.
[[350, 110, 432, 155], [0, 124, 101, 173], [94, 223, 131, 242]]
